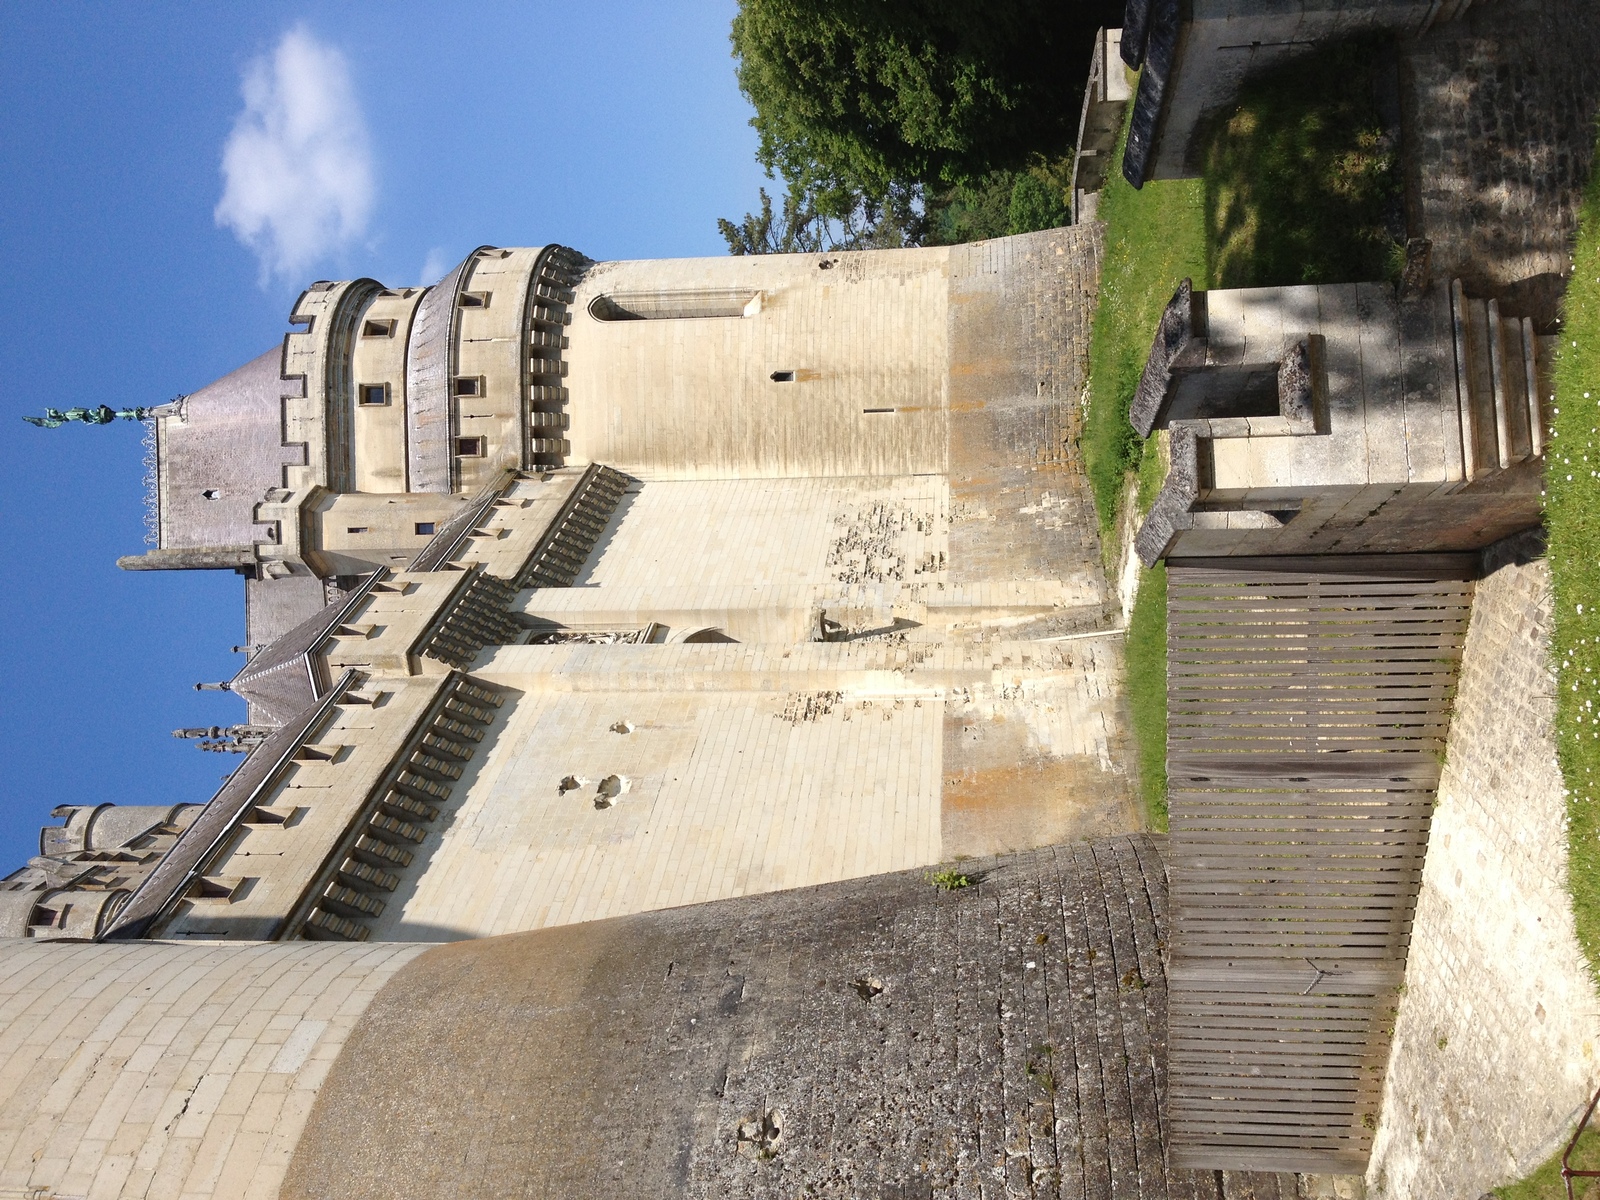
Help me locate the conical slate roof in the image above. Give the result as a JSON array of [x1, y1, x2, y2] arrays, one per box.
[[229, 574, 384, 726], [155, 347, 302, 554]]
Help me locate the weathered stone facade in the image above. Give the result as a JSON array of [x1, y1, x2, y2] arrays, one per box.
[[0, 837, 1319, 1200]]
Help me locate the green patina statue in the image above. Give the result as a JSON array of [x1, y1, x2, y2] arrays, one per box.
[[23, 405, 152, 428]]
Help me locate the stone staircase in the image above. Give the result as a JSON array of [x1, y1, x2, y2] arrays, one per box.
[[1450, 278, 1551, 479]]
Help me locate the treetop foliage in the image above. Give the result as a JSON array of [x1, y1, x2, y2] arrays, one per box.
[[731, 0, 1102, 191]]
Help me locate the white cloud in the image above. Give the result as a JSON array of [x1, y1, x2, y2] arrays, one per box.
[[419, 247, 451, 287], [215, 26, 375, 283]]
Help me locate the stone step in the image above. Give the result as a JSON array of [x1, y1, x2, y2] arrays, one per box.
[[1448, 279, 1548, 478]]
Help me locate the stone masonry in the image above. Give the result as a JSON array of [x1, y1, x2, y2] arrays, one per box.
[[278, 835, 1299, 1200], [1403, 0, 1600, 299], [1367, 553, 1600, 1200]]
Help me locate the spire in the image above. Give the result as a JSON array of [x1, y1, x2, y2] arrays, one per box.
[[23, 395, 186, 428], [23, 405, 152, 428]]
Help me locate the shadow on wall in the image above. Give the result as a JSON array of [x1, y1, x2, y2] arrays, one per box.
[[369, 922, 478, 943], [348, 688, 523, 938], [570, 485, 640, 586], [682, 628, 738, 644]]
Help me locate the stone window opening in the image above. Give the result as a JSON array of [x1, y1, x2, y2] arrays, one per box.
[[459, 292, 491, 309], [346, 526, 369, 534], [771, 371, 795, 383], [415, 522, 436, 536], [588, 289, 760, 321], [452, 376, 484, 398], [201, 489, 221, 500], [358, 383, 390, 406], [454, 436, 486, 458], [361, 319, 396, 338]]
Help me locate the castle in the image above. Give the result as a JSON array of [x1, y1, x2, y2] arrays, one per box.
[[0, 0, 1580, 1189], [0, 231, 1216, 1199], [3, 230, 1131, 948]]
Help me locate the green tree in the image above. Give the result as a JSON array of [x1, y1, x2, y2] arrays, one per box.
[[718, 176, 927, 255], [721, 1, 1108, 252], [730, 0, 1113, 190], [1006, 171, 1070, 234]]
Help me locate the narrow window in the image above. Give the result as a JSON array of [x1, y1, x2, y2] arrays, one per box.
[[415, 522, 436, 536], [361, 319, 396, 338], [862, 407, 895, 414], [452, 376, 482, 397], [346, 526, 369, 534], [201, 489, 221, 500], [358, 383, 389, 406], [459, 292, 491, 308], [454, 436, 486, 457], [770, 371, 795, 383]]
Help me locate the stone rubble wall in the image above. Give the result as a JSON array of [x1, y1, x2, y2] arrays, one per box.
[[1368, 557, 1600, 1200]]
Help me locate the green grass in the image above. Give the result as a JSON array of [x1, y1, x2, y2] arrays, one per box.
[[1083, 102, 1205, 539], [1547, 126, 1600, 984], [1199, 36, 1404, 288], [1126, 564, 1169, 831], [1492, 1124, 1600, 1199], [1080, 93, 1199, 834]]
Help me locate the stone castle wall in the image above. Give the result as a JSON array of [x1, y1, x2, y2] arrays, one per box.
[[1367, 557, 1600, 1199], [0, 940, 423, 1200]]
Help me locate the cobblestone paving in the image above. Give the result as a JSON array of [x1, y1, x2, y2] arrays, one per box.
[[282, 835, 1299, 1199], [1404, 0, 1600, 296]]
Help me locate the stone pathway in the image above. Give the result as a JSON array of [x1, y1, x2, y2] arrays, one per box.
[[1403, 0, 1600, 303]]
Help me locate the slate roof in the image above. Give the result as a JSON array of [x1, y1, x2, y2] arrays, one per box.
[[101, 671, 357, 941], [158, 347, 303, 552], [232, 573, 386, 726]]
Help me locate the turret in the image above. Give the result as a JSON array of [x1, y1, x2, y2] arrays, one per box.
[[110, 244, 587, 649]]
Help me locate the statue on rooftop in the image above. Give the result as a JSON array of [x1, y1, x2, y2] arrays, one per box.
[[23, 405, 152, 428]]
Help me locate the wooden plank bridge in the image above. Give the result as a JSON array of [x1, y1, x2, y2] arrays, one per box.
[[1163, 555, 1477, 1173]]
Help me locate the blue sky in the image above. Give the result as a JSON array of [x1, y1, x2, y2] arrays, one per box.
[[0, 3, 763, 869]]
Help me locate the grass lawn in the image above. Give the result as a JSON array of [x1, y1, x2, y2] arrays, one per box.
[[1082, 108, 1205, 541], [1080, 95, 1202, 833], [1493, 1123, 1600, 1199], [1547, 129, 1600, 982], [1199, 36, 1404, 288], [1125, 564, 1169, 830]]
